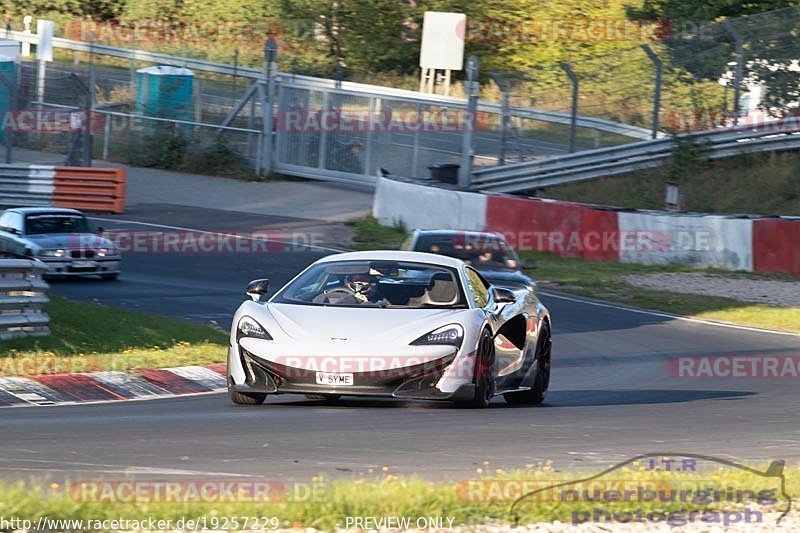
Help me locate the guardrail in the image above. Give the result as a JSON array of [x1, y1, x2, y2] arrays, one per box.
[[0, 164, 126, 213], [5, 29, 656, 141], [54, 167, 126, 213], [0, 258, 50, 340], [472, 121, 800, 193]]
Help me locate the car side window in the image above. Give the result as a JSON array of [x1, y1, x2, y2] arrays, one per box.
[[465, 267, 489, 308]]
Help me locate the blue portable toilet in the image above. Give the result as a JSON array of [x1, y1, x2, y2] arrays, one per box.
[[0, 56, 17, 142], [135, 66, 194, 122]]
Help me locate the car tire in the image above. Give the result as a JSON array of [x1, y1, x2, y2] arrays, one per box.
[[458, 328, 495, 409], [101, 273, 119, 281], [504, 322, 551, 405], [228, 386, 267, 405]]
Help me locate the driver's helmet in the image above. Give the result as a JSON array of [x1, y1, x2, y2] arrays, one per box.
[[346, 272, 378, 296]]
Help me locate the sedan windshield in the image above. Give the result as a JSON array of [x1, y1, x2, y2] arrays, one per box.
[[25, 214, 92, 235], [414, 234, 520, 270], [272, 260, 467, 308]]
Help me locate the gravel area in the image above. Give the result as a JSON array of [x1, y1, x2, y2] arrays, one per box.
[[622, 273, 800, 308]]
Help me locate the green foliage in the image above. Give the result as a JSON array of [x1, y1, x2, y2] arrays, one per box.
[[545, 149, 800, 215], [1, 295, 226, 356], [345, 216, 408, 250]]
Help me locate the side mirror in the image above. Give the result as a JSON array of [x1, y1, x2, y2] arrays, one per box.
[[246, 278, 270, 302], [521, 258, 538, 269], [492, 286, 516, 304]]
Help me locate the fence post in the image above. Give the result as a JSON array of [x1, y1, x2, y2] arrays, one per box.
[[83, 58, 96, 167], [641, 45, 662, 139], [560, 62, 578, 153], [411, 102, 421, 178], [365, 96, 375, 176], [129, 58, 136, 93], [489, 71, 509, 166], [0, 72, 15, 163], [262, 38, 278, 176], [723, 20, 744, 126], [459, 55, 479, 188]]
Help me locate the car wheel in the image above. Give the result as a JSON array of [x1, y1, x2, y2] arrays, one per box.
[[458, 328, 495, 409], [504, 322, 551, 405], [101, 273, 119, 281], [228, 383, 267, 405]]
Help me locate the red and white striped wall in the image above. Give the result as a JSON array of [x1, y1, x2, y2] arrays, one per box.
[[373, 178, 800, 275]]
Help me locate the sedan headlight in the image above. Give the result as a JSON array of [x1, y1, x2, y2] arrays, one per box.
[[237, 316, 272, 340], [40, 249, 66, 258], [411, 324, 463, 347]]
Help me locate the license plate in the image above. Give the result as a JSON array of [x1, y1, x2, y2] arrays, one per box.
[[72, 260, 97, 268], [315, 372, 353, 386]]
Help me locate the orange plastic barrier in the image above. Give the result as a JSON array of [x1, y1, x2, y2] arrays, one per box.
[[53, 167, 126, 214]]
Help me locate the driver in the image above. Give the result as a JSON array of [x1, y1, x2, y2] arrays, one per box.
[[346, 272, 384, 304]]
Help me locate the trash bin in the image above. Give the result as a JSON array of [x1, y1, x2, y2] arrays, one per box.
[[428, 163, 460, 184]]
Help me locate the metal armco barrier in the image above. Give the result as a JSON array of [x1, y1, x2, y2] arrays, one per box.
[[0, 258, 50, 340], [54, 167, 126, 213], [0, 164, 126, 213], [473, 121, 800, 193], [0, 165, 56, 207]]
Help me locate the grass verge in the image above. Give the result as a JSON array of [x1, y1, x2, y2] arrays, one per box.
[[522, 252, 800, 334], [347, 217, 800, 334], [345, 216, 408, 250], [2, 465, 795, 530], [0, 296, 227, 376], [544, 151, 800, 215]]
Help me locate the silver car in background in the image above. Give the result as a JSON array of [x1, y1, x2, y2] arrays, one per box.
[[0, 207, 121, 279]]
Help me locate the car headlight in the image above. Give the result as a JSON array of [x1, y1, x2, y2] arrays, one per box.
[[97, 247, 113, 257], [411, 324, 463, 347], [40, 249, 66, 258], [237, 316, 272, 340]]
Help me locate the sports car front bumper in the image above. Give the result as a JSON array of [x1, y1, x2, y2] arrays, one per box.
[[229, 346, 476, 401]]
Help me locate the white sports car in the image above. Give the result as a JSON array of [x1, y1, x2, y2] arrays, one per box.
[[227, 251, 552, 408]]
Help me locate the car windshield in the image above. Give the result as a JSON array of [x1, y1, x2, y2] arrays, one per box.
[[414, 234, 519, 270], [24, 214, 91, 235], [272, 260, 467, 308]]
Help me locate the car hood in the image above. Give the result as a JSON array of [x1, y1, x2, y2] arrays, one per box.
[[265, 303, 471, 344], [24, 233, 113, 250]]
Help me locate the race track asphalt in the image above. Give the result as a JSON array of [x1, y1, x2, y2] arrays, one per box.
[[2, 206, 799, 483]]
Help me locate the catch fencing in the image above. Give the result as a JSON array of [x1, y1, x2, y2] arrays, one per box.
[[0, 258, 50, 340], [2, 6, 800, 188], [2, 26, 652, 188]]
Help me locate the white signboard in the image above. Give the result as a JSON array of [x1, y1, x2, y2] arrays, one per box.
[[36, 20, 54, 62], [419, 12, 465, 71]]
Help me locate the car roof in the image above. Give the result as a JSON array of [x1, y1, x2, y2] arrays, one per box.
[[316, 250, 465, 269], [5, 207, 84, 216], [413, 229, 505, 240]]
